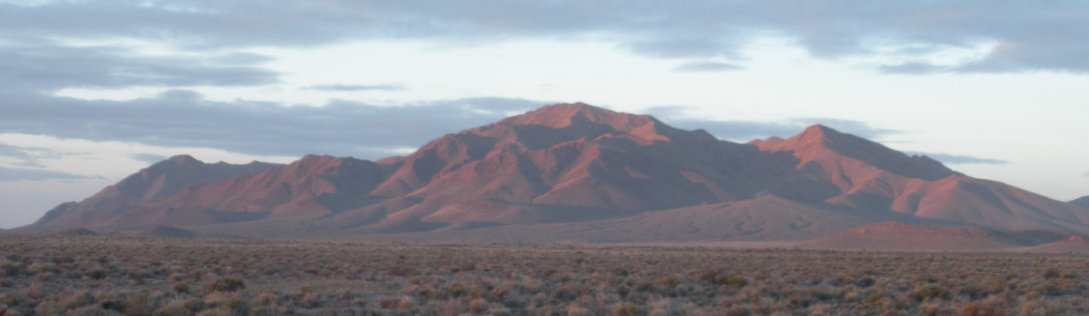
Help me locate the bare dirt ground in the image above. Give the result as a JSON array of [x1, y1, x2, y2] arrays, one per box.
[[1, 235, 1087, 315]]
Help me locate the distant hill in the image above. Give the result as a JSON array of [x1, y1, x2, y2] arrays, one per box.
[[1023, 236, 1089, 253], [796, 222, 1070, 251], [130, 225, 201, 238], [52, 227, 99, 236], [16, 103, 1089, 248]]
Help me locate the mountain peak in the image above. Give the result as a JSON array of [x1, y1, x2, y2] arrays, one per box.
[[754, 124, 845, 153], [503, 103, 656, 132], [794, 124, 851, 145], [166, 154, 202, 166], [755, 124, 955, 181], [290, 154, 348, 171], [800, 123, 835, 136]]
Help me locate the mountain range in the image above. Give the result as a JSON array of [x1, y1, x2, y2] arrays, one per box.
[[14, 103, 1089, 250]]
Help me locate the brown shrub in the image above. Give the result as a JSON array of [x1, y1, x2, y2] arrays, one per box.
[[612, 302, 644, 316], [468, 298, 487, 313], [908, 284, 950, 301], [206, 277, 245, 292]]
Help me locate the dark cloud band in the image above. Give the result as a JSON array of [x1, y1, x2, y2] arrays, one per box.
[[0, 41, 277, 92], [3, 1, 1087, 74], [0, 90, 547, 159]]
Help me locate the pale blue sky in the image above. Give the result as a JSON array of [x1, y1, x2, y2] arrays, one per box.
[[2, 1, 1087, 228]]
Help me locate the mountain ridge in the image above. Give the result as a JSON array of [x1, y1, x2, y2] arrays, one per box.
[[16, 103, 1089, 247]]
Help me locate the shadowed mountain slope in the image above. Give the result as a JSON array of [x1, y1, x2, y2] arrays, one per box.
[[27, 156, 280, 231], [18, 103, 1089, 245], [1072, 196, 1089, 208]]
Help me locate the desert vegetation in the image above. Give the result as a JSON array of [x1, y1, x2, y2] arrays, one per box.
[[1, 236, 1088, 315]]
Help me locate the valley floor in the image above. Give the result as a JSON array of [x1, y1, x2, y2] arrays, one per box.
[[1, 236, 1087, 315]]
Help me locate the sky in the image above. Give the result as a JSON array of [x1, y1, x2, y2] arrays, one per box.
[[2, 1, 1088, 228]]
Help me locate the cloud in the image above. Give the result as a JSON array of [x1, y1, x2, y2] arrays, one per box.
[[879, 62, 948, 74], [0, 143, 31, 159], [1083, 171, 1089, 178], [0, 90, 546, 159], [131, 153, 168, 164], [906, 152, 1008, 165], [674, 61, 743, 72], [304, 84, 404, 92], [646, 106, 898, 141], [791, 118, 900, 139], [0, 41, 277, 92], [0, 166, 99, 182], [3, 2, 1087, 74], [0, 143, 46, 168]]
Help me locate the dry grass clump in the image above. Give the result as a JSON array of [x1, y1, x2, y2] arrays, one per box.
[[1, 235, 1089, 314]]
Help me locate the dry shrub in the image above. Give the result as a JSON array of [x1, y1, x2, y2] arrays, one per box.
[[713, 274, 747, 287], [724, 305, 751, 316], [388, 265, 414, 277], [206, 277, 245, 293], [468, 298, 488, 313], [1042, 268, 1059, 279], [377, 297, 401, 309], [338, 289, 353, 301], [908, 284, 949, 301], [225, 295, 249, 315], [125, 291, 154, 315], [173, 282, 189, 294], [959, 302, 1009, 316], [59, 291, 95, 310], [612, 302, 644, 316]]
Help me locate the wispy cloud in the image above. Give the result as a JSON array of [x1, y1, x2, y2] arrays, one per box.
[[646, 106, 899, 141], [131, 153, 168, 164], [673, 61, 742, 72], [303, 84, 404, 92], [907, 152, 1008, 165], [0, 143, 46, 168], [0, 166, 99, 182], [0, 90, 546, 159], [879, 62, 948, 74]]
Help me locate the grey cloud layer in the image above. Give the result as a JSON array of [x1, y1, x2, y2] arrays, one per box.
[[4, 1, 1087, 73], [0, 41, 277, 91], [674, 61, 743, 72], [2, 89, 1008, 173], [0, 166, 98, 182], [0, 143, 101, 181], [906, 152, 1008, 165], [1, 90, 546, 159]]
